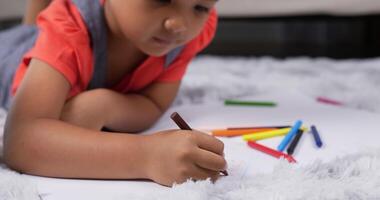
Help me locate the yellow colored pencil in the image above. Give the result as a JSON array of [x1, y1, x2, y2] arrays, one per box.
[[212, 128, 277, 137], [243, 128, 291, 141], [243, 127, 308, 141]]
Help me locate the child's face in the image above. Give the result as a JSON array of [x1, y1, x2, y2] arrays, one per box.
[[107, 0, 217, 56]]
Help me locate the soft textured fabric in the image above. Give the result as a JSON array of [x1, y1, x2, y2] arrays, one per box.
[[1, 55, 380, 199], [0, 164, 40, 200], [173, 56, 380, 113], [11, 0, 218, 98], [142, 149, 380, 200]]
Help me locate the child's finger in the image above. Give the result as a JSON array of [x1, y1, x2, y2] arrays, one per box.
[[192, 130, 224, 155], [193, 148, 227, 172]]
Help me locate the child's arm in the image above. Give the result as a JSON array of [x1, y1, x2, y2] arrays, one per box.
[[23, 0, 51, 25], [104, 82, 181, 132], [3, 59, 148, 179], [3, 59, 227, 186], [59, 82, 179, 133]]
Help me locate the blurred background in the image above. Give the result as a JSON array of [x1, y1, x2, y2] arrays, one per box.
[[1, 0, 380, 58]]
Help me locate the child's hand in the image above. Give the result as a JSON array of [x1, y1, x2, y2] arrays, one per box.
[[145, 130, 227, 186]]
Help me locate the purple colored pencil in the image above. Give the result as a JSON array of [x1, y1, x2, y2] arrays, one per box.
[[311, 125, 323, 148]]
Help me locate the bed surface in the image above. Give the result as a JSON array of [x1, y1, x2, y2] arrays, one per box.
[[1, 56, 380, 199], [26, 91, 380, 199]]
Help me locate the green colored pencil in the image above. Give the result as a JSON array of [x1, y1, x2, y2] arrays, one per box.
[[224, 99, 277, 107]]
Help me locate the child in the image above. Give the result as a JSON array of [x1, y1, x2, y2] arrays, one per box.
[[1, 0, 227, 187]]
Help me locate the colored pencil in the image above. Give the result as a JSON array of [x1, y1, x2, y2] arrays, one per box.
[[212, 128, 277, 137], [277, 120, 303, 152], [227, 126, 290, 130], [311, 125, 323, 148], [224, 100, 277, 107], [316, 97, 343, 106], [286, 129, 304, 155], [247, 141, 296, 163], [243, 128, 292, 141]]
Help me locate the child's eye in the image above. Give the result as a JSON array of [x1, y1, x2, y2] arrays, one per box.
[[194, 5, 210, 13]]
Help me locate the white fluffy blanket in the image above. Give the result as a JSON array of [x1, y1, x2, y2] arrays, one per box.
[[0, 164, 39, 200], [149, 150, 380, 200], [175, 56, 380, 113], [1, 56, 380, 199]]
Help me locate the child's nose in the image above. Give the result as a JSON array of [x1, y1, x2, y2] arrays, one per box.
[[164, 17, 187, 34]]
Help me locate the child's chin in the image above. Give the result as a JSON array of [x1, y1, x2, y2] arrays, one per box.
[[144, 48, 172, 57]]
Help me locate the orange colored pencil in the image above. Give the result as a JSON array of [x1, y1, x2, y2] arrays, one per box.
[[212, 128, 277, 137], [228, 126, 290, 130]]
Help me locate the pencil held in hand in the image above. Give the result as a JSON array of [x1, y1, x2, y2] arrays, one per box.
[[170, 112, 192, 130], [170, 112, 228, 176]]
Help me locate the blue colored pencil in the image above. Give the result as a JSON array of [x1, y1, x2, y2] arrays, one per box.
[[277, 120, 303, 152], [311, 125, 323, 148]]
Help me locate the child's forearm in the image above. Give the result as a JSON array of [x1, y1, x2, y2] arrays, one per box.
[[102, 91, 163, 132], [23, 0, 51, 25], [3, 118, 151, 179], [60, 89, 163, 133]]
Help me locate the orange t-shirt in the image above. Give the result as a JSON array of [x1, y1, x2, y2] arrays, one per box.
[[11, 0, 218, 98]]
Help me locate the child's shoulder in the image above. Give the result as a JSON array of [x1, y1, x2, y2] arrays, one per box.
[[36, 0, 89, 42], [11, 0, 95, 98]]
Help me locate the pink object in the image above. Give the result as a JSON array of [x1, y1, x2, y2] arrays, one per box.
[[316, 97, 344, 106]]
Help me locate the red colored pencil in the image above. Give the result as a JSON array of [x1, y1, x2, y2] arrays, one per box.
[[247, 141, 296, 163]]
